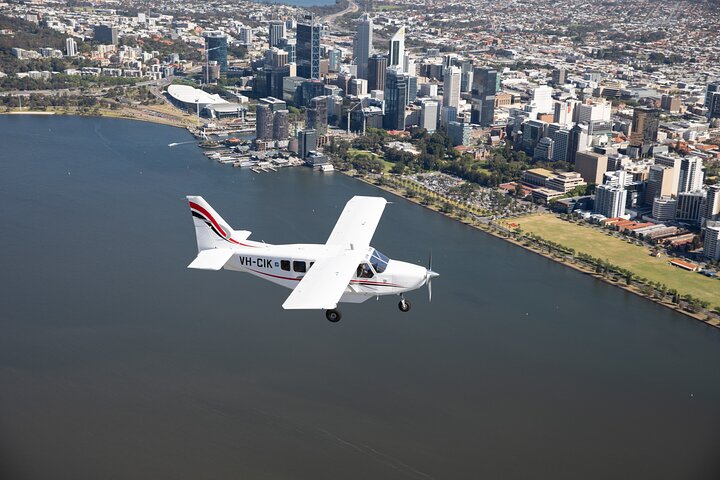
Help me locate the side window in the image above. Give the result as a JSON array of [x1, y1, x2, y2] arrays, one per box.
[[293, 261, 306, 273], [356, 263, 374, 278], [281, 260, 290, 271]]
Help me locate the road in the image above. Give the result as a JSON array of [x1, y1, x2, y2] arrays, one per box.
[[322, 0, 359, 32]]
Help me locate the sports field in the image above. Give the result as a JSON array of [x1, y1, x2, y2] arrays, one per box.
[[512, 214, 720, 308]]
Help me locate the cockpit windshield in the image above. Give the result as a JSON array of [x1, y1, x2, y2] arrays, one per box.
[[370, 249, 389, 273]]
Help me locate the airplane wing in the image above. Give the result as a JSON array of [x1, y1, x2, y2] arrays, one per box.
[[282, 249, 366, 310], [187, 249, 235, 270], [326, 196, 387, 248]]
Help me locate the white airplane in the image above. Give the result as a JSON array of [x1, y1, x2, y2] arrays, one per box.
[[186, 195, 439, 322]]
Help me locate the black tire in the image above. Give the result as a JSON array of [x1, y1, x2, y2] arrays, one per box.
[[325, 309, 341, 322], [398, 300, 411, 312]]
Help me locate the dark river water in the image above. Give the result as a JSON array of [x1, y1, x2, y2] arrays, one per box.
[[1, 116, 719, 480]]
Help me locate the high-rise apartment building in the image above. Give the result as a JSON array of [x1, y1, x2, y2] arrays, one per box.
[[255, 103, 274, 141], [679, 157, 704, 193], [65, 37, 77, 57], [704, 221, 720, 261], [594, 184, 627, 218], [306, 96, 328, 135], [675, 191, 705, 224], [297, 129, 318, 159], [93, 25, 118, 45]]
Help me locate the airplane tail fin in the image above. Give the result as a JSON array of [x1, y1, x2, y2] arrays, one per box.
[[186, 196, 253, 251]]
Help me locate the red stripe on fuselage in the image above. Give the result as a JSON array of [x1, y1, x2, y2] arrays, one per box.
[[245, 268, 402, 287]]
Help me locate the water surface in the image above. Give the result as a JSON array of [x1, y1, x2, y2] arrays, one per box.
[[1, 116, 719, 480]]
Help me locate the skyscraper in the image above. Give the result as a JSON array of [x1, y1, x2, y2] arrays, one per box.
[[65, 37, 77, 57], [205, 32, 228, 73], [368, 54, 387, 92], [629, 107, 660, 156], [353, 13, 373, 80], [551, 68, 566, 86], [470, 67, 498, 126], [268, 21, 286, 48], [443, 65, 461, 110], [383, 68, 408, 131], [297, 15, 321, 79], [388, 27, 405, 72]]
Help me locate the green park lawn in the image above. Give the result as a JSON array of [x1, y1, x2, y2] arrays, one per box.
[[347, 148, 394, 173], [514, 214, 720, 308]]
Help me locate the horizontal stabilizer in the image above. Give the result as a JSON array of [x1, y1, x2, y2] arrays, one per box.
[[187, 249, 235, 271], [232, 230, 252, 241]]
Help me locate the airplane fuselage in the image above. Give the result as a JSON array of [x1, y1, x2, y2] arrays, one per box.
[[222, 243, 428, 303]]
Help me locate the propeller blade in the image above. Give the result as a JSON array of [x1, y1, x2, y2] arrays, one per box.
[[428, 278, 432, 302]]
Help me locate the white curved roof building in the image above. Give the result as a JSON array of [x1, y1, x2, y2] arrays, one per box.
[[167, 84, 228, 110]]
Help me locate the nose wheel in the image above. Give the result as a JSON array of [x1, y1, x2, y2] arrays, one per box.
[[398, 298, 411, 312], [325, 309, 341, 323]]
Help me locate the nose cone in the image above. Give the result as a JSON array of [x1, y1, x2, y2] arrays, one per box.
[[427, 270, 440, 280], [387, 261, 428, 289]]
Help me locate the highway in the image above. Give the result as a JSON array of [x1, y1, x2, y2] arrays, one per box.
[[321, 0, 359, 32]]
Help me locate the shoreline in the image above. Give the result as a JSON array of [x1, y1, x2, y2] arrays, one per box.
[[3, 110, 715, 327], [341, 170, 720, 329], [0, 106, 194, 129]]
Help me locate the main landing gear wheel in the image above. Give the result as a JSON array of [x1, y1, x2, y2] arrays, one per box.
[[398, 299, 411, 312], [325, 309, 341, 323]]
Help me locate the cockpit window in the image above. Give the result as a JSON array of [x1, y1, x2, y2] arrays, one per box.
[[356, 263, 374, 278], [370, 249, 389, 273]]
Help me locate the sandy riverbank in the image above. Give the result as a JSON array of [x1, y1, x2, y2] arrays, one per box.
[[1, 105, 196, 129], [341, 170, 720, 328]]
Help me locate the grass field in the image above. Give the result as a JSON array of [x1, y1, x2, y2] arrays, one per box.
[[513, 214, 720, 308], [347, 149, 394, 173]]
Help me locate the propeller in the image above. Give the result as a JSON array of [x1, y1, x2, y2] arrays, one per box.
[[426, 250, 439, 302]]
